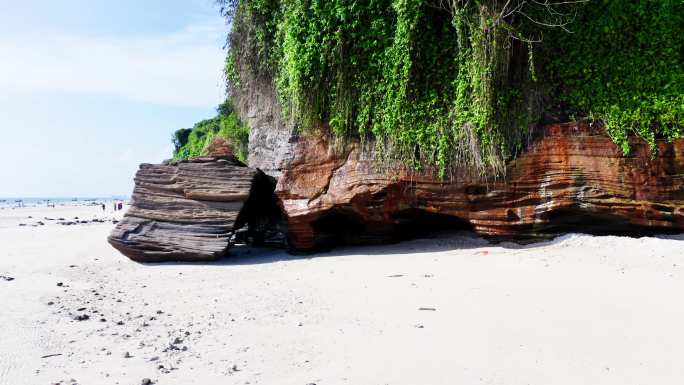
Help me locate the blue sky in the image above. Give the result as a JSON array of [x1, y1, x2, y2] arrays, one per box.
[[0, 0, 227, 197]]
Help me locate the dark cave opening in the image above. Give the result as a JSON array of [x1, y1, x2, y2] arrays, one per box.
[[234, 170, 287, 247], [540, 207, 680, 237], [310, 208, 476, 250], [392, 209, 475, 239], [311, 210, 368, 248]]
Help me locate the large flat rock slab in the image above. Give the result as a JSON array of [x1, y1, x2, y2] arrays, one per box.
[[108, 157, 258, 262]]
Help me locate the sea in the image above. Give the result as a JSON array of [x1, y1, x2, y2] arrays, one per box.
[[0, 196, 129, 208]]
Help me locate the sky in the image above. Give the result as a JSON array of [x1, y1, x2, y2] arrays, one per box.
[[0, 0, 228, 197]]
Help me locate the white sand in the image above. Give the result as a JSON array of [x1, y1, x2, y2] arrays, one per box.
[[1, 205, 683, 385]]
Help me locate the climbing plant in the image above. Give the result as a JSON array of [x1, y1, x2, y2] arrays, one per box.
[[221, 0, 683, 175], [542, 0, 684, 155]]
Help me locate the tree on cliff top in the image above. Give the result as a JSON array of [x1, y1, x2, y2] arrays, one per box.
[[172, 100, 250, 162]]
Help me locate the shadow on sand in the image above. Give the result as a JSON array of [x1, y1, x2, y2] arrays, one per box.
[[141, 230, 684, 267]]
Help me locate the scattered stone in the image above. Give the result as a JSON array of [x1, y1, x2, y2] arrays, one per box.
[[388, 274, 404, 278], [56, 282, 63, 287], [418, 307, 436, 311], [141, 378, 154, 385], [76, 307, 86, 311], [74, 314, 90, 321], [40, 353, 62, 359], [0, 275, 14, 282], [47, 301, 54, 306], [124, 351, 132, 358]]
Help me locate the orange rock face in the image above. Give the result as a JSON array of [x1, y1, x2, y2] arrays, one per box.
[[204, 137, 235, 158], [276, 122, 684, 250]]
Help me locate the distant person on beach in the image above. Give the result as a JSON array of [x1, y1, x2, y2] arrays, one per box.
[[118, 202, 123, 210], [101, 203, 105, 211]]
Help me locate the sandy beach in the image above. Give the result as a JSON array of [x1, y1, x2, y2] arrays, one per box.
[[1, 204, 684, 385]]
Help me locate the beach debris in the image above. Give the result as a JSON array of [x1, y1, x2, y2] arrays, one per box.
[[124, 351, 132, 358], [141, 378, 154, 385], [418, 307, 437, 311], [74, 314, 90, 321], [387, 274, 404, 278], [0, 275, 14, 281], [56, 282, 63, 287], [41, 353, 62, 359]]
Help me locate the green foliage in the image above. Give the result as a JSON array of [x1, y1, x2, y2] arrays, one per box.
[[543, 0, 684, 154], [225, 0, 683, 174], [172, 100, 250, 162], [227, 0, 554, 176]]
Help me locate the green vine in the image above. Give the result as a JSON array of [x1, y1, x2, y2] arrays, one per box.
[[542, 0, 683, 154], [223, 0, 683, 174]]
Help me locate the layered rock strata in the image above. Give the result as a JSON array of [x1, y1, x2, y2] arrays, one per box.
[[276, 122, 684, 250], [108, 156, 267, 262]]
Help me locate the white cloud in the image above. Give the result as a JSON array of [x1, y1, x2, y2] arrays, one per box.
[[0, 18, 227, 108]]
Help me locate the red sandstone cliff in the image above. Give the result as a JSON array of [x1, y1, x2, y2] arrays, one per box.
[[276, 122, 684, 250]]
